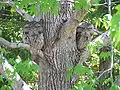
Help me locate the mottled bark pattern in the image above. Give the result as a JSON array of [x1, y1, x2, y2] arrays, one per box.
[[22, 0, 93, 90], [38, 1, 75, 89], [39, 38, 77, 90]]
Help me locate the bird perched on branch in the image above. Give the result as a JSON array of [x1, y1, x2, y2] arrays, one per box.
[[76, 22, 96, 52], [22, 20, 44, 64]]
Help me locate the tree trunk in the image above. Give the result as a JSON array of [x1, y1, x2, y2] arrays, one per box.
[[38, 38, 77, 90], [38, 8, 78, 89], [22, 0, 92, 90]]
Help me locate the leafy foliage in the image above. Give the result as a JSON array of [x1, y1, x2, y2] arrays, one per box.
[[0, 0, 120, 90], [0, 76, 13, 90], [0, 4, 39, 89]]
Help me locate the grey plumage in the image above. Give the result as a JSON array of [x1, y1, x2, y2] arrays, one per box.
[[22, 21, 44, 64], [76, 22, 95, 51], [22, 21, 44, 50]]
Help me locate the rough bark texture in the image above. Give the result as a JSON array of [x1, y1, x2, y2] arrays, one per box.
[[39, 38, 77, 89], [22, 0, 93, 90]]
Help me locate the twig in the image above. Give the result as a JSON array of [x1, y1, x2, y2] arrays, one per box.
[[92, 1, 120, 6], [107, 0, 114, 83], [97, 68, 112, 80]]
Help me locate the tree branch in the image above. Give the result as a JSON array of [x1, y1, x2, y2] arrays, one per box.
[[60, 9, 88, 40], [97, 68, 112, 80], [0, 54, 32, 90], [92, 1, 120, 7], [60, 0, 89, 40], [0, 37, 30, 50], [0, 0, 33, 21]]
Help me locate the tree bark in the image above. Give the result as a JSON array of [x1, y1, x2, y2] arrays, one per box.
[[21, 0, 92, 90], [38, 24, 79, 88], [22, 0, 89, 89], [37, 9, 78, 89]]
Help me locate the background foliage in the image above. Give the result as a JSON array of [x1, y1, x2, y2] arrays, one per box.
[[0, 0, 120, 90]]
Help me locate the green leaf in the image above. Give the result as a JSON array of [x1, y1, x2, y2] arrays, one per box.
[[99, 52, 111, 59], [78, 85, 83, 90], [102, 14, 112, 30], [0, 85, 11, 90], [73, 64, 93, 76], [87, 69, 94, 75], [74, 65, 85, 75], [111, 14, 120, 30], [110, 85, 119, 90], [21, 0, 30, 6], [66, 70, 73, 81], [115, 5, 120, 14], [84, 84, 95, 90], [29, 5, 37, 15], [10, 7, 16, 14], [95, 18, 102, 27], [0, 47, 6, 53], [93, 0, 100, 4], [110, 13, 120, 48], [74, 3, 81, 10], [74, 0, 90, 10]]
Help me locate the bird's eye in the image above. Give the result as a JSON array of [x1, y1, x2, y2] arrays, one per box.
[[88, 27, 92, 29], [38, 31, 42, 34], [86, 36, 89, 40], [24, 32, 29, 34], [79, 27, 85, 29]]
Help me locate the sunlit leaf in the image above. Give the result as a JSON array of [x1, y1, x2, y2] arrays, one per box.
[[92, 0, 100, 4], [110, 85, 119, 90], [84, 84, 95, 90], [115, 5, 120, 14]]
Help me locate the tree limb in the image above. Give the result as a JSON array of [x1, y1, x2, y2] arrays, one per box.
[[0, 54, 32, 90], [0, 37, 30, 50], [60, 9, 88, 40], [97, 68, 112, 80], [60, 1, 89, 40], [0, 0, 33, 21], [0, 37, 44, 64], [92, 1, 120, 7]]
